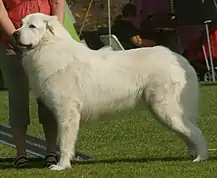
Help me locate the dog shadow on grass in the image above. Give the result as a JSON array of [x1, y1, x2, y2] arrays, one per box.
[[72, 155, 217, 165], [1, 156, 217, 169]]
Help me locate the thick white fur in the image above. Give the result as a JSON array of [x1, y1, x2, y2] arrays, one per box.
[[16, 13, 208, 170]]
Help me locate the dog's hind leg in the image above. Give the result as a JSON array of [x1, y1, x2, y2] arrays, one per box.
[[49, 103, 81, 171], [147, 96, 208, 162]]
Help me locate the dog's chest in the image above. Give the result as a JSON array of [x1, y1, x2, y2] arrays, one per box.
[[22, 54, 69, 97]]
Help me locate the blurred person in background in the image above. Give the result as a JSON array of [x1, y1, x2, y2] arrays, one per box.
[[112, 3, 156, 50]]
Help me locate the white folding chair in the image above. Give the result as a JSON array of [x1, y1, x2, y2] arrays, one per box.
[[100, 34, 125, 51]]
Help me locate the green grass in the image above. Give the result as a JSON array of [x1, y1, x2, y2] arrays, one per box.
[[1, 85, 217, 177]]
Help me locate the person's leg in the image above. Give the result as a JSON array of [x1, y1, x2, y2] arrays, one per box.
[[8, 69, 29, 157], [0, 47, 30, 167], [37, 99, 58, 166]]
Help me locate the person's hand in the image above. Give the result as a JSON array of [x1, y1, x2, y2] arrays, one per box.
[[131, 35, 156, 47]]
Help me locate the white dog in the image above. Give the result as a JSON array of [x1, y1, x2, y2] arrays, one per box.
[[13, 13, 208, 170]]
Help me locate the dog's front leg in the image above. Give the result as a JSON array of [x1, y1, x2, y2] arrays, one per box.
[[49, 104, 81, 171]]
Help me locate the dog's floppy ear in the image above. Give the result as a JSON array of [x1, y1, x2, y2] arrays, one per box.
[[45, 15, 58, 36]]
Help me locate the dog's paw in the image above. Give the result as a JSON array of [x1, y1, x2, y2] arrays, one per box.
[[49, 164, 71, 171], [192, 155, 208, 162]]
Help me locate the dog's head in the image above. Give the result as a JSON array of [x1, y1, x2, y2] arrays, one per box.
[[12, 13, 60, 50]]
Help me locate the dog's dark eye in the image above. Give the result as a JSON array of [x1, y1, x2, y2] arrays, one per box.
[[29, 24, 36, 28]]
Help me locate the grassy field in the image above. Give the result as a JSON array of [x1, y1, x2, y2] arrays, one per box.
[[1, 85, 217, 178]]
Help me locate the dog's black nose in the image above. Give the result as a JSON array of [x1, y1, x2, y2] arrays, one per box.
[[13, 31, 20, 40]]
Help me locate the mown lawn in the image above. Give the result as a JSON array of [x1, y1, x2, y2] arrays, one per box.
[[1, 85, 217, 178]]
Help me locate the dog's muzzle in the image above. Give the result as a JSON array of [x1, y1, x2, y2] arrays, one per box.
[[12, 31, 33, 49]]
